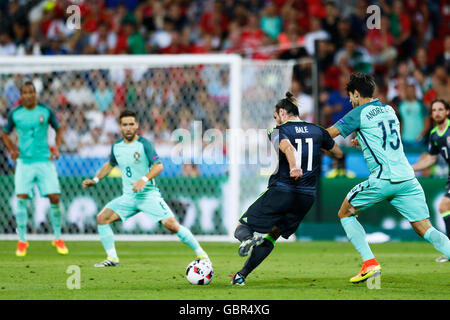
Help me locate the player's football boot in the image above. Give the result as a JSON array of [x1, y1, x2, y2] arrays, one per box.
[[350, 261, 381, 284], [435, 255, 449, 263], [52, 238, 69, 255], [196, 253, 212, 266], [238, 235, 263, 257], [94, 257, 120, 267], [230, 272, 246, 286], [16, 241, 29, 257]]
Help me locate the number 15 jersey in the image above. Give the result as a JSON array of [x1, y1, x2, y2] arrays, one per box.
[[334, 98, 415, 182]]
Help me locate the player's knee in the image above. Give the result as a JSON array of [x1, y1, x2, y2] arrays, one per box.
[[162, 218, 179, 233], [48, 194, 60, 204], [96, 214, 108, 225]]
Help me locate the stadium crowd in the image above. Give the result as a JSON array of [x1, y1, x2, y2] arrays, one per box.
[[0, 0, 449, 163]]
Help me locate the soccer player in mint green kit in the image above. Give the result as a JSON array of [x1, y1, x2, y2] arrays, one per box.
[[2, 81, 68, 256], [82, 110, 210, 267], [327, 73, 450, 283]]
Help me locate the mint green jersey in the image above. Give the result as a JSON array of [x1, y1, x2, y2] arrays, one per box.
[[2, 104, 60, 163], [334, 99, 415, 182], [109, 136, 161, 195]]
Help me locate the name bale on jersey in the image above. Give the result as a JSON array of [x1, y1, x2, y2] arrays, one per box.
[[295, 126, 309, 134], [366, 106, 386, 121]]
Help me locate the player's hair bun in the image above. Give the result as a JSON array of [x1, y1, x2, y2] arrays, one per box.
[[286, 91, 294, 99]]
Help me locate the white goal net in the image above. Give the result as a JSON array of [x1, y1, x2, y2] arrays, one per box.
[[0, 54, 295, 240]]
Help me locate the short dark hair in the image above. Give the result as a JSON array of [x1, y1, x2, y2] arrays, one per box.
[[345, 72, 376, 98], [20, 81, 36, 93], [430, 98, 450, 111], [119, 110, 137, 122], [275, 92, 300, 116]]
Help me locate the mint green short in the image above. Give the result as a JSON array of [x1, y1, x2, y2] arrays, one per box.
[[14, 159, 61, 197], [104, 190, 174, 222], [346, 177, 430, 222]]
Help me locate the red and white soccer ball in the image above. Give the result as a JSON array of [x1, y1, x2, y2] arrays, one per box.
[[186, 259, 213, 285]]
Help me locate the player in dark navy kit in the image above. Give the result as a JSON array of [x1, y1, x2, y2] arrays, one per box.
[[231, 92, 343, 285], [412, 99, 450, 262]]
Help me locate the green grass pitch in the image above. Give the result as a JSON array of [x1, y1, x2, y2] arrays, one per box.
[[0, 240, 448, 300]]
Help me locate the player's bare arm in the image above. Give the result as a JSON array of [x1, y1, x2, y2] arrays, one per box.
[[2, 131, 19, 161], [326, 126, 341, 139], [82, 161, 115, 188], [50, 127, 63, 160], [322, 143, 344, 160], [279, 138, 302, 180], [412, 154, 438, 172], [132, 162, 164, 192]]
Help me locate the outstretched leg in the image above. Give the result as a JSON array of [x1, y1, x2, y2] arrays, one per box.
[[231, 227, 279, 286], [161, 217, 209, 260], [338, 198, 380, 283], [411, 219, 450, 260]]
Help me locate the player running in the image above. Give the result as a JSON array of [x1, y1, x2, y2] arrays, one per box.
[[412, 99, 450, 262], [231, 92, 343, 285], [326, 72, 450, 283], [2, 81, 68, 256], [82, 110, 210, 267]]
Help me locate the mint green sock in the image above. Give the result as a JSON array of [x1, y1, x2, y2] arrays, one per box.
[[97, 224, 118, 259], [49, 203, 62, 240], [341, 216, 375, 261], [176, 225, 205, 256], [424, 227, 450, 258], [15, 198, 29, 242]]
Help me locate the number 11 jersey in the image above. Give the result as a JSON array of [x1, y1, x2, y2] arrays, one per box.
[[267, 120, 336, 195]]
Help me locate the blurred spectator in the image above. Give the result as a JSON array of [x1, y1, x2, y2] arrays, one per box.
[[304, 16, 329, 56], [334, 38, 373, 74], [398, 84, 428, 146], [43, 36, 69, 55], [240, 13, 264, 55], [85, 21, 117, 54], [322, 73, 353, 128], [291, 79, 314, 123], [94, 79, 114, 112], [78, 126, 110, 158], [387, 60, 422, 104], [413, 46, 432, 76], [321, 1, 340, 44], [0, 31, 17, 56], [277, 22, 307, 60], [260, 3, 282, 41], [348, 0, 368, 42], [66, 75, 95, 109], [435, 35, 450, 74], [364, 15, 397, 72]]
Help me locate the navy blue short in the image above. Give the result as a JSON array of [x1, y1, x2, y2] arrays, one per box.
[[239, 187, 315, 239]]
